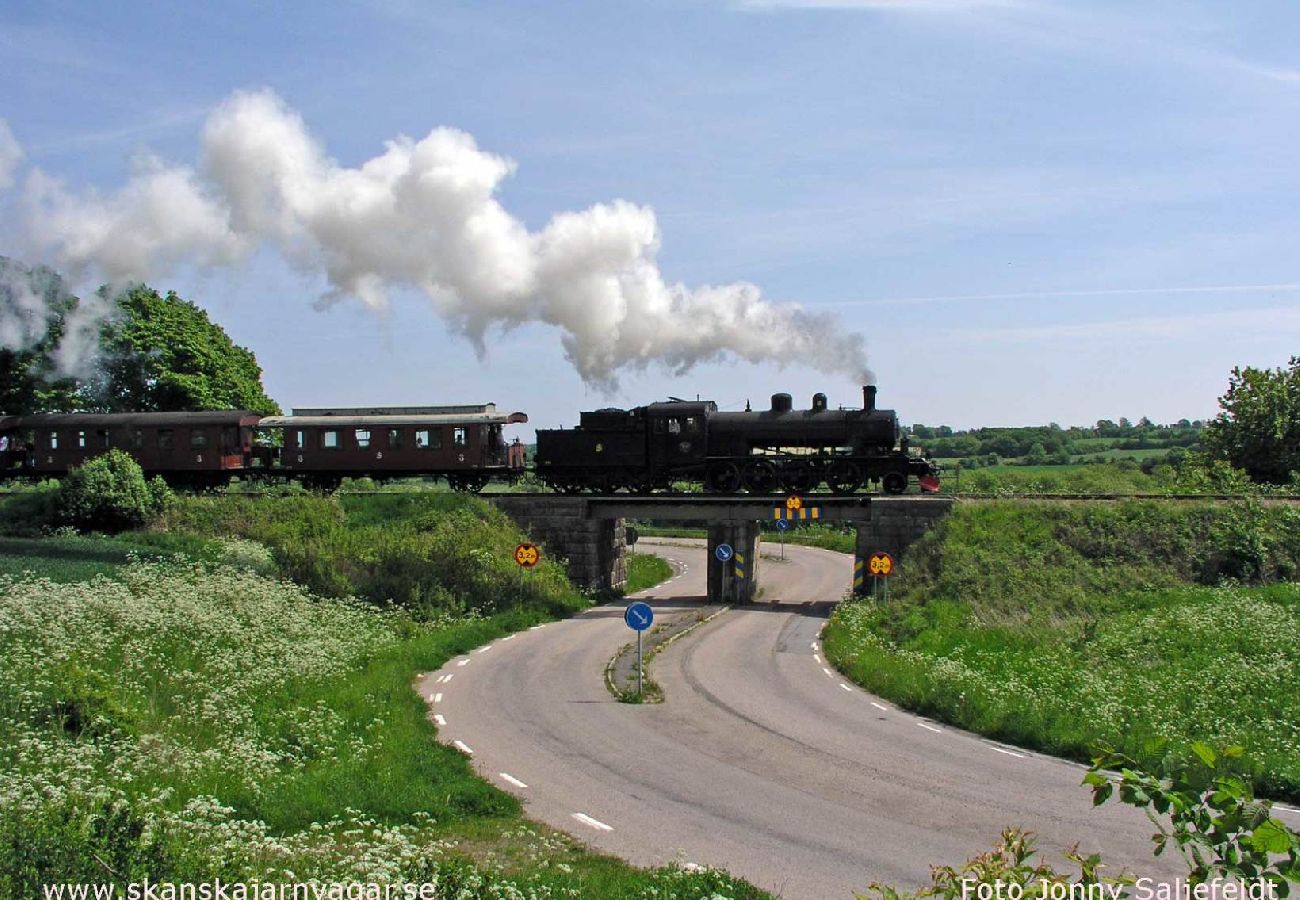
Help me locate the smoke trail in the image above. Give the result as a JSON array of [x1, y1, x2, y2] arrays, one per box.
[[15, 90, 872, 387]]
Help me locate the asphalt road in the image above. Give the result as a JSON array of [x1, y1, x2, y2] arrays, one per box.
[[420, 539, 1299, 899]]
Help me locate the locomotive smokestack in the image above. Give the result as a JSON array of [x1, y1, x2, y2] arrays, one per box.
[[771, 393, 793, 414], [864, 385, 877, 411]]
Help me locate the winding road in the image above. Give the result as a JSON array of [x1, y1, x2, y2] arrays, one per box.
[[419, 539, 1297, 899]]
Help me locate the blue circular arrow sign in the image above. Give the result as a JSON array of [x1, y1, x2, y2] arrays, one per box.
[[775, 519, 790, 532], [624, 601, 654, 632], [714, 543, 734, 562]]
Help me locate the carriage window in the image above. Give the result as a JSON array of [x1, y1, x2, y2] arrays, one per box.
[[653, 419, 665, 434], [294, 430, 304, 449], [158, 429, 175, 450], [78, 431, 87, 449], [222, 426, 239, 450], [190, 430, 209, 450], [322, 430, 340, 450], [685, 417, 698, 432], [667, 418, 682, 434], [130, 429, 144, 449], [354, 429, 371, 449], [416, 430, 430, 449], [388, 428, 404, 449], [96, 429, 110, 448], [453, 427, 467, 447], [48, 431, 60, 450]]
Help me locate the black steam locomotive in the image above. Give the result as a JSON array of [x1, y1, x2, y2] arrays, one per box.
[[534, 386, 939, 494]]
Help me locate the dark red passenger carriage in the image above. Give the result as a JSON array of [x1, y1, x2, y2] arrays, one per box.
[[4, 411, 263, 485], [255, 404, 529, 490]]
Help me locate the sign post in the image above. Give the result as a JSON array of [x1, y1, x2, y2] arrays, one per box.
[[624, 601, 654, 696], [514, 542, 541, 596], [867, 551, 894, 601], [775, 517, 789, 559]]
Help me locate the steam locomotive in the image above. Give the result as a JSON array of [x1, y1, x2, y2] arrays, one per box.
[[0, 386, 938, 494], [534, 386, 939, 494]]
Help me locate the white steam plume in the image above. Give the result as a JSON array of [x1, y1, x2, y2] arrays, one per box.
[[17, 89, 871, 387]]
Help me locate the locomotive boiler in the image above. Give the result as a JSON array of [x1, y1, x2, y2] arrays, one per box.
[[534, 385, 939, 495]]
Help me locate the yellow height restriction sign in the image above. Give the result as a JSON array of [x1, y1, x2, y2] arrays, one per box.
[[868, 552, 894, 577], [785, 494, 804, 511], [514, 543, 541, 568]]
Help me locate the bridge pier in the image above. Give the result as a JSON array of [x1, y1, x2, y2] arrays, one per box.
[[707, 521, 760, 604], [488, 496, 627, 591], [851, 497, 954, 585]]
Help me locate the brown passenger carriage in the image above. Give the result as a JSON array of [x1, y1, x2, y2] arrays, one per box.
[[255, 404, 528, 489]]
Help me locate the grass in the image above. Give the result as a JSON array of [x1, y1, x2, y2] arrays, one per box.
[[0, 552, 766, 897], [0, 532, 222, 582], [624, 551, 673, 595], [822, 500, 1300, 801]]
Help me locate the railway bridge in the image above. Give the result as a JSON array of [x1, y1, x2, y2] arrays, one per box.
[[487, 494, 955, 603]]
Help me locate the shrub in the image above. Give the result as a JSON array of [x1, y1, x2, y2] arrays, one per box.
[[56, 450, 174, 533]]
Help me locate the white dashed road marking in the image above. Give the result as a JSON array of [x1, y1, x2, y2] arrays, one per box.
[[839, 683, 852, 692], [992, 746, 1026, 759], [918, 722, 943, 734], [434, 693, 442, 703], [443, 674, 455, 683], [500, 634, 515, 641], [813, 653, 822, 663], [572, 813, 613, 832], [433, 714, 446, 726], [822, 667, 834, 677], [453, 740, 474, 755], [476, 645, 492, 654], [870, 702, 887, 711], [500, 773, 528, 788], [457, 659, 470, 667]]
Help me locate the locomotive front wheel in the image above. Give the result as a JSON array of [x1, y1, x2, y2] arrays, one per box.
[[882, 472, 908, 494]]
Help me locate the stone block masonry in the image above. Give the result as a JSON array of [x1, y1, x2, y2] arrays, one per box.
[[488, 496, 627, 591]]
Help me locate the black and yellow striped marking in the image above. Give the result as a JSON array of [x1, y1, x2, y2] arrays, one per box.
[[772, 506, 821, 521]]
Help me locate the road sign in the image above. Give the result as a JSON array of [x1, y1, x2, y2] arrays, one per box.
[[624, 601, 654, 697], [773, 505, 820, 521], [785, 494, 803, 511], [715, 543, 734, 562], [774, 518, 790, 532], [514, 543, 541, 568], [868, 551, 894, 577], [624, 601, 654, 631]]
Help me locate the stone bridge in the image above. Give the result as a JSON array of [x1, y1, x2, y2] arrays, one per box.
[[487, 494, 954, 603]]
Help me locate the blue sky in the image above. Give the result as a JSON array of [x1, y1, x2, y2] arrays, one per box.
[[2, 0, 1298, 435]]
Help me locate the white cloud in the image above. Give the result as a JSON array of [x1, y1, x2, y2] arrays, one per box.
[[0, 119, 24, 191]]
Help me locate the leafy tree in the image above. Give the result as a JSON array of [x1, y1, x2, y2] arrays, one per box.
[[0, 256, 80, 414], [1203, 357, 1300, 485], [82, 285, 281, 415]]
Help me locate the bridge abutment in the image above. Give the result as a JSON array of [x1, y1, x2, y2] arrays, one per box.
[[488, 496, 627, 591], [707, 522, 760, 604], [852, 497, 954, 581]]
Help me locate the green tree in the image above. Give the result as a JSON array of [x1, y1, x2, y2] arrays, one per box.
[[1204, 357, 1300, 485], [0, 256, 80, 414], [83, 285, 281, 415]]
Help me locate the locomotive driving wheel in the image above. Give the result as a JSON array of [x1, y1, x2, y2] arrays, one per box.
[[882, 472, 908, 494], [826, 460, 861, 495], [779, 460, 817, 494], [706, 461, 742, 494], [743, 459, 778, 493]]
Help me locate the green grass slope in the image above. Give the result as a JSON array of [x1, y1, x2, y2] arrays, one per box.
[[823, 500, 1300, 801]]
